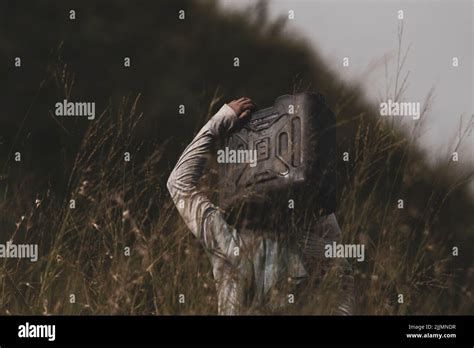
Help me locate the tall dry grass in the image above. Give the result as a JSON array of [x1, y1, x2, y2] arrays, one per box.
[[0, 33, 472, 315]]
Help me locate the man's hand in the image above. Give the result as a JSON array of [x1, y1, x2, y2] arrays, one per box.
[[228, 97, 257, 121]]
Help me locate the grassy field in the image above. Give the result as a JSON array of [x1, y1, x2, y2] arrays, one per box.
[[0, 0, 472, 315], [1, 88, 472, 315]]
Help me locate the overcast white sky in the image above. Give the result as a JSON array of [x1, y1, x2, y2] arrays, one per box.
[[220, 0, 473, 168]]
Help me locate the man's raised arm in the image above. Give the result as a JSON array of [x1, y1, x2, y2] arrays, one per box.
[[166, 98, 255, 240]]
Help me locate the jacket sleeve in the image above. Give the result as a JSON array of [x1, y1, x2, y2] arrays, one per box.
[[166, 104, 239, 240]]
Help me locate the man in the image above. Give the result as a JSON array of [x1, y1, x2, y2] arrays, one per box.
[[167, 97, 354, 315]]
